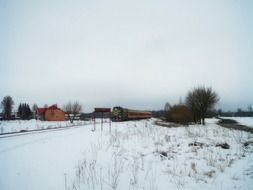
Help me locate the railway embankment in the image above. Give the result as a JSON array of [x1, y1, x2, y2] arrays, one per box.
[[154, 119, 184, 128], [217, 117, 253, 134]]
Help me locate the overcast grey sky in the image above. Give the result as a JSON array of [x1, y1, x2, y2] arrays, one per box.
[[0, 0, 252, 112]]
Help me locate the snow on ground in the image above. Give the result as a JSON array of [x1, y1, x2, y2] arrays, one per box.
[[221, 117, 253, 128], [0, 119, 90, 134], [0, 123, 97, 190], [0, 119, 253, 190]]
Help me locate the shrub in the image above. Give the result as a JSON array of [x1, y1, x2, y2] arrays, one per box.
[[167, 105, 193, 125]]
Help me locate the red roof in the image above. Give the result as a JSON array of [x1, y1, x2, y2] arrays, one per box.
[[37, 108, 46, 115], [48, 104, 58, 109], [37, 104, 63, 115], [94, 108, 111, 113]]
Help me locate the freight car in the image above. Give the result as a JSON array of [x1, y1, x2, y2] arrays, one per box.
[[111, 106, 152, 121]]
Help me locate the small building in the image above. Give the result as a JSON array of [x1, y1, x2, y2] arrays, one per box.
[[36, 104, 65, 121]]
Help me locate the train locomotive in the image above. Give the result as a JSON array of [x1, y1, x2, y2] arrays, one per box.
[[111, 106, 152, 121]]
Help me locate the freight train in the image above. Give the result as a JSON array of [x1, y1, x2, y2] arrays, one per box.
[[111, 106, 152, 121]]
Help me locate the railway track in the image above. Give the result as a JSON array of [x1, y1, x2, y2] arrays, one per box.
[[0, 120, 112, 139], [0, 124, 86, 139]]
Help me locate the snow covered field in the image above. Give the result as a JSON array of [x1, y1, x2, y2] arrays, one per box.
[[221, 117, 253, 128], [0, 119, 90, 134], [0, 119, 253, 190]]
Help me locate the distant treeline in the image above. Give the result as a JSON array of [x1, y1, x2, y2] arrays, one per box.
[[217, 110, 253, 117], [152, 109, 253, 119]]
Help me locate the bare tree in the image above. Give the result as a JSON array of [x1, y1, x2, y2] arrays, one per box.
[[186, 86, 219, 125], [32, 104, 38, 112], [32, 104, 38, 119], [1, 96, 14, 120], [63, 101, 82, 123], [185, 91, 201, 123], [164, 102, 171, 111], [248, 105, 252, 112], [179, 96, 183, 105], [164, 102, 171, 121]]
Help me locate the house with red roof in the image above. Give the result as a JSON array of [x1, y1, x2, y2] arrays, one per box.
[[36, 104, 65, 121]]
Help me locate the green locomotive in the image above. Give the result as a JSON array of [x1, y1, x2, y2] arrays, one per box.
[[111, 106, 151, 121]]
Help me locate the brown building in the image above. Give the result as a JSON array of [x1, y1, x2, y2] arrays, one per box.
[[36, 104, 65, 121]]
